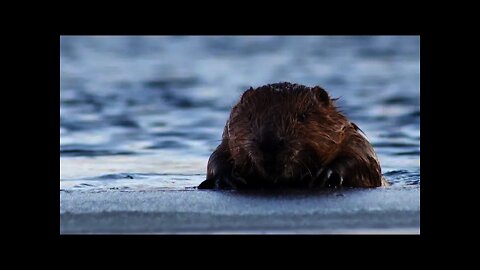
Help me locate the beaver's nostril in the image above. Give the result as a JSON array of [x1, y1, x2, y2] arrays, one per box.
[[258, 135, 283, 153]]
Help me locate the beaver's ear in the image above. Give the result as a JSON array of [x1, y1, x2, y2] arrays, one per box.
[[240, 87, 255, 104], [311, 86, 331, 106]]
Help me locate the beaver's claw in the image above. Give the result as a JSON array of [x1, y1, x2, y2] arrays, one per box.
[[311, 168, 343, 188]]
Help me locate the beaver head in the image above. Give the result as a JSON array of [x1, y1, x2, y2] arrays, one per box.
[[225, 82, 350, 185]]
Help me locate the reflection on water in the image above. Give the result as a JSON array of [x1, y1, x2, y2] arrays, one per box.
[[60, 36, 420, 191]]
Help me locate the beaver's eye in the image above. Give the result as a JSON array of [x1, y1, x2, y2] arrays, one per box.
[[297, 113, 307, 122]]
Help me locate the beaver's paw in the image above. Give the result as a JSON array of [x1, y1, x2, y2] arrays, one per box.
[[198, 175, 245, 190], [197, 178, 216, 189], [312, 168, 343, 188]]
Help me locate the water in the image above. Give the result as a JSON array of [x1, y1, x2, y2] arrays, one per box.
[[60, 36, 420, 192]]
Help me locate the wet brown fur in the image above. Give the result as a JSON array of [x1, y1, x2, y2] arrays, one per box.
[[198, 82, 387, 189]]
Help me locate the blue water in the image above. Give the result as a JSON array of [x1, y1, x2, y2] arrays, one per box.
[[60, 36, 420, 191]]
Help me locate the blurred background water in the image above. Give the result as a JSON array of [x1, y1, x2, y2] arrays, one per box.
[[60, 36, 420, 191]]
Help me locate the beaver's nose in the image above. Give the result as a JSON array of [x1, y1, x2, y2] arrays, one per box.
[[258, 131, 284, 154]]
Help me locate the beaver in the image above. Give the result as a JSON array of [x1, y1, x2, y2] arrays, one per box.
[[198, 82, 387, 189]]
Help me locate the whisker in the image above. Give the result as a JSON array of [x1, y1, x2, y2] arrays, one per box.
[[296, 159, 313, 180]]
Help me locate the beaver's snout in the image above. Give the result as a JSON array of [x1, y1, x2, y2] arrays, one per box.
[[255, 130, 290, 178], [257, 130, 285, 154]]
